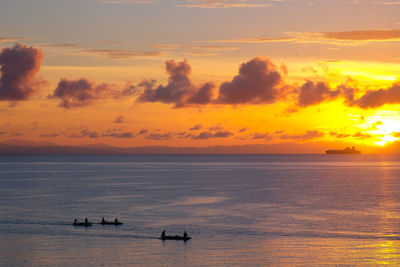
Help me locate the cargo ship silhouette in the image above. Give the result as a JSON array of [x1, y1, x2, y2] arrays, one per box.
[[326, 146, 361, 154]]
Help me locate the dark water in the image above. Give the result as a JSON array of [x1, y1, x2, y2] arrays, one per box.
[[1, 154, 400, 265]]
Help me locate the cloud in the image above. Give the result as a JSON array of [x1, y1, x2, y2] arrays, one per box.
[[50, 78, 137, 108], [69, 129, 99, 138], [191, 130, 233, 140], [189, 124, 203, 131], [330, 132, 351, 139], [208, 124, 223, 131], [393, 132, 400, 137], [251, 132, 273, 140], [200, 28, 400, 45], [40, 43, 80, 49], [137, 59, 216, 107], [149, 43, 236, 56], [137, 128, 148, 135], [0, 37, 24, 43], [369, 121, 383, 130], [40, 132, 60, 138], [177, 0, 270, 8], [200, 37, 295, 44], [320, 29, 400, 41], [291, 81, 400, 110], [217, 57, 284, 104], [280, 130, 324, 141], [297, 81, 340, 107], [0, 43, 45, 101], [100, 0, 153, 4], [114, 115, 125, 123], [75, 48, 163, 59], [145, 132, 172, 140], [352, 131, 371, 139], [351, 83, 400, 109], [186, 82, 215, 104], [102, 129, 134, 138]]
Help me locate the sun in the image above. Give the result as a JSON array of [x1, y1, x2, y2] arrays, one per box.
[[362, 111, 400, 146]]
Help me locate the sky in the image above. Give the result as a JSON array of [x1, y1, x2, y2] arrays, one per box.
[[0, 0, 399, 153]]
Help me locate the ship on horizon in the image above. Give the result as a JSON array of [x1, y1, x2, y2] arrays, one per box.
[[326, 146, 361, 154]]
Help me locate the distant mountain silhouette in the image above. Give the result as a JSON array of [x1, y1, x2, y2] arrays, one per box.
[[0, 139, 384, 155]]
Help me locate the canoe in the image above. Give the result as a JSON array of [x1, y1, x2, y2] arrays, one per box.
[[160, 235, 192, 241], [73, 222, 92, 227], [100, 221, 123, 225]]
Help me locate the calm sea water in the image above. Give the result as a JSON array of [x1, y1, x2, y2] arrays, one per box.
[[1, 154, 400, 266]]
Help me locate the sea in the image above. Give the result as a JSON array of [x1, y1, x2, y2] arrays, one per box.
[[1, 154, 400, 266]]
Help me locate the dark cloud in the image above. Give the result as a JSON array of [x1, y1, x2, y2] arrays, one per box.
[[340, 84, 357, 106], [252, 132, 273, 140], [352, 83, 400, 109], [293, 81, 400, 110], [0, 43, 45, 101], [297, 81, 340, 107], [213, 131, 233, 138], [189, 124, 202, 131], [174, 132, 187, 138], [69, 129, 99, 138], [40, 132, 60, 138], [114, 115, 125, 123], [137, 128, 148, 135], [192, 131, 233, 140], [50, 78, 137, 108], [102, 131, 134, 138], [280, 130, 324, 141], [145, 132, 172, 140], [238, 127, 247, 133], [217, 57, 283, 104], [137, 59, 215, 107], [186, 82, 215, 104]]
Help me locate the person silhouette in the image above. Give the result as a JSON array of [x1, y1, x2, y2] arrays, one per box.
[[115, 218, 119, 224], [85, 218, 88, 225], [161, 229, 166, 238], [102, 217, 105, 224], [183, 231, 188, 239]]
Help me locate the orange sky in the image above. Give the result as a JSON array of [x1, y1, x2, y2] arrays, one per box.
[[0, 0, 399, 153]]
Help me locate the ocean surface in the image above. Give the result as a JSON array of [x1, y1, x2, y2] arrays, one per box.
[[1, 154, 400, 266]]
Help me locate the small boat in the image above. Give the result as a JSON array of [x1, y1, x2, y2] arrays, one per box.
[[100, 217, 122, 225], [73, 221, 92, 227], [160, 235, 192, 241], [100, 221, 123, 225]]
